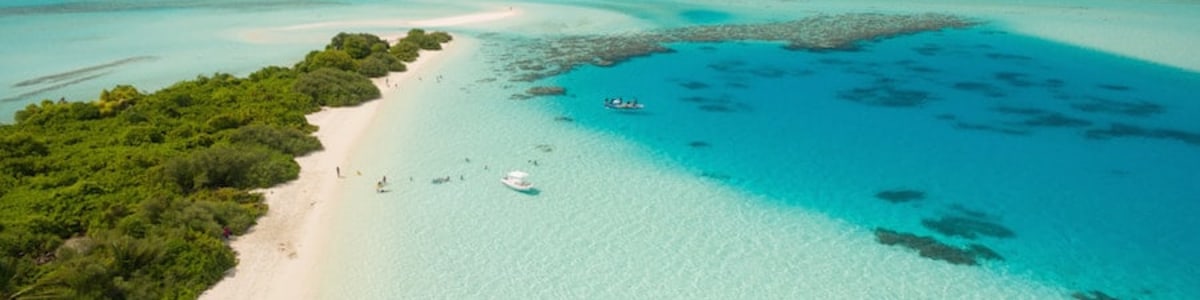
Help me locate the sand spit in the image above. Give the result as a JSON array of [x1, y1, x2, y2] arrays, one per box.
[[201, 11, 517, 300]]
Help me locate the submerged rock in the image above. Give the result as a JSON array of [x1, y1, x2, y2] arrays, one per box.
[[921, 216, 1015, 239], [1071, 290, 1120, 300], [966, 243, 1004, 261], [874, 228, 980, 266], [875, 189, 925, 203], [526, 86, 566, 96], [1085, 122, 1200, 147]]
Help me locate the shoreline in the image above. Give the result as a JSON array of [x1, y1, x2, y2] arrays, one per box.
[[200, 9, 519, 300]]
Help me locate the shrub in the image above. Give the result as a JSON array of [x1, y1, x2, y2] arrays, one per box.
[[228, 124, 322, 156], [296, 50, 356, 72], [293, 68, 380, 107]]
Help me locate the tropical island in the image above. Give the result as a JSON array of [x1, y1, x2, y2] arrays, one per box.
[[0, 29, 450, 299]]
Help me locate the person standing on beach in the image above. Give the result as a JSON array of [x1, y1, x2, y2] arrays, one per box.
[[336, 166, 340, 177]]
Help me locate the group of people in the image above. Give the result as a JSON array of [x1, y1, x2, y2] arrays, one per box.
[[338, 156, 529, 191]]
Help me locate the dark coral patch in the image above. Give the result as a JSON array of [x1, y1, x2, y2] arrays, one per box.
[[991, 106, 1048, 116], [679, 81, 710, 90], [791, 69, 816, 77], [526, 86, 566, 96], [688, 141, 711, 148], [1085, 123, 1200, 146], [953, 81, 1006, 97], [954, 122, 1031, 136], [989, 106, 1094, 128], [906, 66, 940, 73], [700, 172, 731, 180], [985, 53, 1032, 61], [1071, 96, 1163, 117], [1096, 84, 1131, 91], [874, 228, 980, 266], [966, 243, 1004, 261], [707, 60, 746, 72], [838, 86, 933, 107], [994, 71, 1035, 87], [912, 43, 942, 56], [1043, 78, 1066, 88], [921, 216, 1015, 239], [935, 113, 956, 120], [750, 67, 787, 78], [1022, 113, 1092, 127], [698, 104, 736, 112], [1071, 290, 1120, 300], [875, 189, 925, 203], [818, 58, 853, 65], [948, 204, 991, 219]]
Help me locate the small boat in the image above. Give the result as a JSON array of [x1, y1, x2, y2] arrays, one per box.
[[501, 171, 533, 191], [604, 97, 644, 110]]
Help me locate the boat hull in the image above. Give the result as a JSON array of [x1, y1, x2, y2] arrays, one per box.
[[501, 178, 533, 192]]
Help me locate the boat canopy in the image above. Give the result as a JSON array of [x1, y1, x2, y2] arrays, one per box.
[[507, 171, 529, 178]]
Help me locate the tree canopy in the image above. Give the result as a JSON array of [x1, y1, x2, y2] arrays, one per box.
[[0, 29, 451, 299]]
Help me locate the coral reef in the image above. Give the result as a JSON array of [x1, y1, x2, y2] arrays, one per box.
[[921, 216, 1015, 239], [1071, 290, 1120, 300], [1096, 84, 1132, 91], [1022, 113, 1093, 128], [1086, 122, 1200, 146], [526, 86, 566, 96], [678, 81, 710, 90], [874, 228, 1004, 266], [1070, 96, 1162, 117], [952, 81, 1006, 98], [966, 243, 1004, 261], [875, 189, 925, 203], [495, 13, 975, 82], [951, 121, 1031, 136], [837, 85, 933, 107]]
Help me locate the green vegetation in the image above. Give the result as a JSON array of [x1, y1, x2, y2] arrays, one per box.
[[0, 30, 450, 299]]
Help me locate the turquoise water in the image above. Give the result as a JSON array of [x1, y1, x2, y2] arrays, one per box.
[[538, 27, 1200, 298], [316, 36, 1063, 299], [4, 1, 1199, 299]]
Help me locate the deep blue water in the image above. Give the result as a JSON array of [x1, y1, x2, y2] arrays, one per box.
[[544, 27, 1200, 299]]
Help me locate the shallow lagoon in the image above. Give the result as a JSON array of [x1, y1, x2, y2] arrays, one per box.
[[3, 1, 1198, 299], [539, 27, 1200, 298]]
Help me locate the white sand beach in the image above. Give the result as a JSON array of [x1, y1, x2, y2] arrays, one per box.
[[200, 11, 518, 300]]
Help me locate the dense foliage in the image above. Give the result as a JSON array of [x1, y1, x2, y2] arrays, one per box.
[[0, 29, 450, 299]]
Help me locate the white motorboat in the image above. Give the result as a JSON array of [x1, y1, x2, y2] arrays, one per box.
[[604, 97, 644, 110], [501, 171, 534, 191]]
